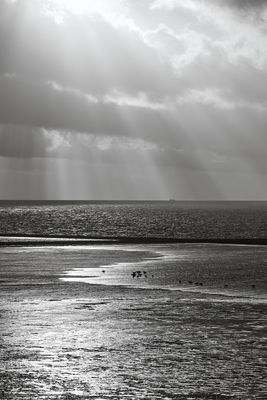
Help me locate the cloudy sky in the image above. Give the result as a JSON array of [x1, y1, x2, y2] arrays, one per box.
[[0, 0, 267, 200]]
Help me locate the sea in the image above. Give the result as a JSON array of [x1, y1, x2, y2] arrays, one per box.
[[0, 201, 266, 399]]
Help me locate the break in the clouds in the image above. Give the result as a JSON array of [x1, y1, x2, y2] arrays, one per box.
[[0, 0, 267, 200]]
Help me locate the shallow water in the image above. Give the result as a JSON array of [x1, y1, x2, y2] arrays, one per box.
[[60, 243, 267, 300], [0, 244, 266, 399]]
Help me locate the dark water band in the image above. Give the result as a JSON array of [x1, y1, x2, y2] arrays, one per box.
[[0, 235, 266, 247]]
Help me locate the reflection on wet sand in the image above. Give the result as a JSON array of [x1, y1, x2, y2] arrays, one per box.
[[0, 244, 266, 399]]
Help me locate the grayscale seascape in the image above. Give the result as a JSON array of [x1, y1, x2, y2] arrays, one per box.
[[0, 201, 266, 399], [1, 0, 267, 398]]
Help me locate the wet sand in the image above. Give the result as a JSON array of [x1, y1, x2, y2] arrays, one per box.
[[0, 245, 266, 399]]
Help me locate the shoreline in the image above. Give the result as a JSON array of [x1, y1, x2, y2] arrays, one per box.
[[1, 235, 267, 247]]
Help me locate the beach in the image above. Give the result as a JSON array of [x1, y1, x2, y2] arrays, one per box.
[[0, 243, 266, 399], [1, 0, 267, 394]]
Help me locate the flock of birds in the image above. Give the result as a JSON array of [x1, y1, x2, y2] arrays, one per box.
[[129, 270, 256, 289], [101, 269, 256, 289], [130, 270, 205, 285], [131, 270, 149, 278]]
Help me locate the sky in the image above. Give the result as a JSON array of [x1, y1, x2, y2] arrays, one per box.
[[0, 0, 267, 200]]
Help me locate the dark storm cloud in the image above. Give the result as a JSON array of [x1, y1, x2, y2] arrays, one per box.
[[0, 74, 181, 146], [0, 123, 223, 173], [1, 70, 267, 169]]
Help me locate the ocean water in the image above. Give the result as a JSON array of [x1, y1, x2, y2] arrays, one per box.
[[0, 201, 267, 399], [0, 200, 267, 240]]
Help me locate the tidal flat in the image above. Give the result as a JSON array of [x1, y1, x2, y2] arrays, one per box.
[[0, 244, 266, 399]]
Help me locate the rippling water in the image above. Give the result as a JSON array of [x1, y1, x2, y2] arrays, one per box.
[[0, 200, 267, 239], [0, 202, 266, 399]]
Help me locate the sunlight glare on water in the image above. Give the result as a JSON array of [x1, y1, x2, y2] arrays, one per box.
[[0, 202, 267, 399]]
